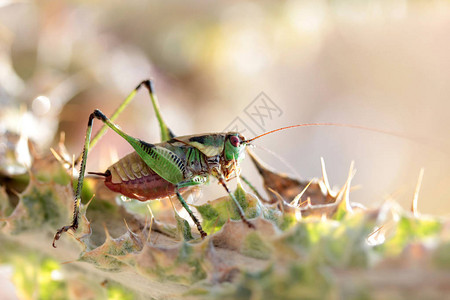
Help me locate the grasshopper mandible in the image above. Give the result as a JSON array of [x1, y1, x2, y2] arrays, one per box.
[[53, 80, 255, 247]]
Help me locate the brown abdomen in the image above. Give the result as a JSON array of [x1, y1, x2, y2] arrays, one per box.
[[103, 152, 178, 201]]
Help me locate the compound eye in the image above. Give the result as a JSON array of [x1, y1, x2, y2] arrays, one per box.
[[230, 135, 240, 147]]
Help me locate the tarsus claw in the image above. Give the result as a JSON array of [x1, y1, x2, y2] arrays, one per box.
[[52, 224, 77, 248]]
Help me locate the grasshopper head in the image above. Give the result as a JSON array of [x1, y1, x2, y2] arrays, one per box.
[[224, 133, 246, 162], [222, 133, 246, 180]]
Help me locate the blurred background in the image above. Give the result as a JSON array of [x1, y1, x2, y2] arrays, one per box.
[[1, 0, 449, 216]]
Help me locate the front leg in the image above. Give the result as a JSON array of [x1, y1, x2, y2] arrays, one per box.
[[214, 169, 255, 229]]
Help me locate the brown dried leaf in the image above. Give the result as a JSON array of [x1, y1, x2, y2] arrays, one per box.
[[248, 150, 337, 206]]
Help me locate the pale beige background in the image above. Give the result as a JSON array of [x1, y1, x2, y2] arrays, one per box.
[[0, 1, 449, 215]]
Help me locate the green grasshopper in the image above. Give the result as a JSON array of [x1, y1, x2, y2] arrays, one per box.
[[53, 80, 255, 247], [52, 79, 409, 247]]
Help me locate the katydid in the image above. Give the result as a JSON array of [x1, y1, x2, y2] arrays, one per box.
[[52, 80, 417, 247], [53, 80, 253, 247]]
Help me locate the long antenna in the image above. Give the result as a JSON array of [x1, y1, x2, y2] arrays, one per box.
[[244, 123, 422, 143]]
